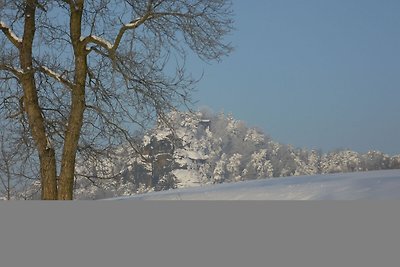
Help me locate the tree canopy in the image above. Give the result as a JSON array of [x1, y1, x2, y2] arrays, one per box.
[[0, 0, 234, 199]]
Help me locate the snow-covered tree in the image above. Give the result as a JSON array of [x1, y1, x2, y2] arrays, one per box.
[[213, 153, 227, 183], [226, 153, 243, 182], [361, 151, 391, 171], [243, 149, 273, 179], [321, 150, 361, 174]]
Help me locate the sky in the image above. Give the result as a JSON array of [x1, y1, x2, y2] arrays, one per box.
[[189, 0, 400, 155]]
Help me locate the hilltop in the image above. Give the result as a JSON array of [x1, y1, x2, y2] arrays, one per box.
[[19, 110, 400, 200]]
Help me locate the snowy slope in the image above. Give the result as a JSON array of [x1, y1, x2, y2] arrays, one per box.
[[111, 169, 400, 200]]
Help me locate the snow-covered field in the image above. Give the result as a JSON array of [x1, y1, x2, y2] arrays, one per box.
[[112, 169, 400, 200]]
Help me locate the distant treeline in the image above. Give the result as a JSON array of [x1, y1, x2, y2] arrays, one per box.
[[17, 110, 400, 200]]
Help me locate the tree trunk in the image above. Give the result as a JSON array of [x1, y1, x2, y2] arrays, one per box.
[[57, 83, 85, 200], [40, 149, 58, 200], [20, 0, 58, 200], [58, 0, 86, 200]]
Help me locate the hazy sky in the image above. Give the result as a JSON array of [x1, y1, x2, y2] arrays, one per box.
[[190, 0, 400, 155]]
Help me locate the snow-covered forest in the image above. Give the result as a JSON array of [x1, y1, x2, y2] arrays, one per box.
[[10, 109, 398, 200]]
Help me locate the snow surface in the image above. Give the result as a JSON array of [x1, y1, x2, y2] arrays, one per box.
[[111, 169, 400, 200]]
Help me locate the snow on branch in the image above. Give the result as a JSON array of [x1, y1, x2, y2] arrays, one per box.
[[80, 35, 113, 51], [123, 15, 150, 29], [38, 65, 74, 88], [0, 63, 23, 77], [0, 21, 22, 48], [107, 11, 178, 54], [80, 5, 204, 56], [82, 9, 154, 55]]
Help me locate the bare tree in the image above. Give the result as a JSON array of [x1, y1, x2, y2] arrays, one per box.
[[0, 133, 14, 200], [0, 123, 39, 200], [0, 0, 233, 199]]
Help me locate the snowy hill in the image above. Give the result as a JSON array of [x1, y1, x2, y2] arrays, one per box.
[[16, 110, 400, 200], [69, 110, 400, 200], [111, 170, 400, 200]]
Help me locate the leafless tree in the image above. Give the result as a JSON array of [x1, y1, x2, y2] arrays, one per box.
[[0, 0, 233, 199], [0, 123, 39, 200], [0, 133, 14, 200]]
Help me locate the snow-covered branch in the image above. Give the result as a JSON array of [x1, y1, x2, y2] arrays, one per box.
[[81, 0, 200, 55], [0, 63, 23, 77], [111, 15, 151, 54], [81, 12, 151, 56], [0, 21, 22, 48], [80, 35, 113, 51], [81, 10, 198, 56], [37, 65, 74, 88]]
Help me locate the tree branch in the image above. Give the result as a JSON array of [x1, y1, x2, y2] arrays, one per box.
[[0, 63, 23, 77], [81, 15, 151, 55], [81, 35, 113, 51], [0, 21, 22, 49], [36, 65, 74, 89], [81, 7, 203, 57], [81, 0, 155, 55]]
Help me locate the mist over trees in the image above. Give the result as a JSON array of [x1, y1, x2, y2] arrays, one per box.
[[0, 0, 234, 199]]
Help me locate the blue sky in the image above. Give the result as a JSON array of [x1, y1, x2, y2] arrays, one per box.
[[189, 0, 400, 155]]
